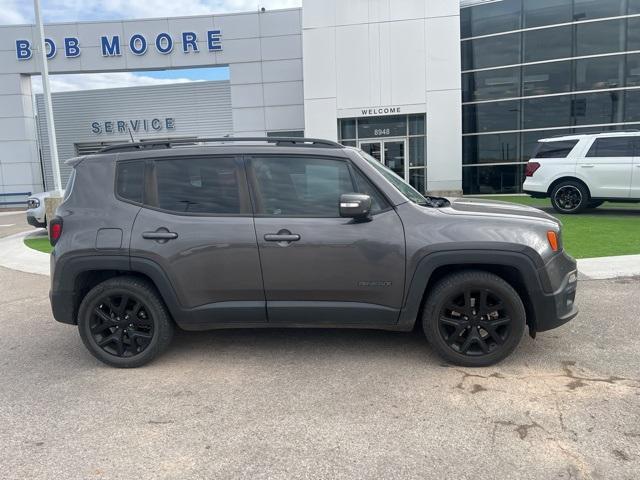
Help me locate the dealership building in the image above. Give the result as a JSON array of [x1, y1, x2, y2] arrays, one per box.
[[2, 0, 640, 199]]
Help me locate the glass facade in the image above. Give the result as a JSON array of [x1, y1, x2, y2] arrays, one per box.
[[338, 114, 427, 194], [461, 0, 640, 194]]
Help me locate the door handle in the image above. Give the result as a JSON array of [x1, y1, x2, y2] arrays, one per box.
[[142, 230, 178, 241], [580, 164, 595, 168], [264, 233, 301, 242]]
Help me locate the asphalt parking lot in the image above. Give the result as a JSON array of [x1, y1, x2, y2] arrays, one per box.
[[0, 211, 28, 238], [0, 265, 639, 480]]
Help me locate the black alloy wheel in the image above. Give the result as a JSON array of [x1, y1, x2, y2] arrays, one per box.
[[550, 180, 589, 214], [77, 277, 174, 368], [438, 289, 511, 356], [422, 271, 526, 367], [90, 294, 154, 357]]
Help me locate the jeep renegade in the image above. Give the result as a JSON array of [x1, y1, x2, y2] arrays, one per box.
[[49, 137, 578, 368]]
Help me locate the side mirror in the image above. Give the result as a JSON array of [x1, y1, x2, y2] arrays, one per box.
[[340, 193, 372, 220]]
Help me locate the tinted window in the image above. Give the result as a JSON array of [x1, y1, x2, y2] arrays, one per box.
[[576, 18, 625, 56], [524, 0, 572, 28], [522, 129, 573, 159], [533, 140, 579, 158], [463, 133, 519, 165], [575, 55, 624, 91], [626, 54, 640, 87], [629, 18, 640, 51], [587, 137, 636, 157], [462, 164, 525, 194], [573, 0, 626, 21], [522, 61, 572, 96], [625, 89, 640, 122], [357, 115, 406, 138], [463, 67, 520, 102], [154, 157, 241, 214], [572, 91, 623, 126], [463, 100, 521, 134], [523, 96, 572, 130], [461, 33, 521, 70], [251, 157, 354, 216], [460, 0, 521, 38], [116, 161, 145, 203], [524, 26, 572, 63]]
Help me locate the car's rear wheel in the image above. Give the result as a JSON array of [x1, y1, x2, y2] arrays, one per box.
[[422, 271, 526, 367], [77, 276, 174, 368], [550, 180, 589, 214]]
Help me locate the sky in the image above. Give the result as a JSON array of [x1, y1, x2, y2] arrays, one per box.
[[0, 0, 301, 92]]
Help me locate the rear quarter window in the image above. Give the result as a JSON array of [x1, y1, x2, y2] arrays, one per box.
[[586, 137, 636, 157], [532, 140, 579, 158], [116, 161, 145, 204]]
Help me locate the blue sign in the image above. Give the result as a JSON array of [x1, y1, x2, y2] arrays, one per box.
[[16, 30, 222, 60]]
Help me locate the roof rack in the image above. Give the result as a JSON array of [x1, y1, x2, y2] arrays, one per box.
[[546, 128, 640, 139], [97, 136, 344, 153]]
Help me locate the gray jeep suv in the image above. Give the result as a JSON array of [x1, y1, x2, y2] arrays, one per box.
[[49, 137, 578, 368]]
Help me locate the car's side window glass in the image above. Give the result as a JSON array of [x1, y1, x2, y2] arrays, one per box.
[[116, 161, 145, 204], [153, 157, 242, 214], [350, 166, 388, 213], [250, 156, 356, 217], [586, 137, 635, 157]]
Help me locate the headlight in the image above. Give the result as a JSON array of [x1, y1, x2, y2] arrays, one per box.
[[27, 198, 40, 209]]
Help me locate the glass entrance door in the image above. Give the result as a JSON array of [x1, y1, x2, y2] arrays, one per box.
[[359, 139, 407, 182]]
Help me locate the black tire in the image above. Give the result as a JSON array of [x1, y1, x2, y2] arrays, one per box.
[[422, 271, 526, 367], [588, 200, 604, 209], [77, 276, 174, 368], [550, 180, 590, 214]]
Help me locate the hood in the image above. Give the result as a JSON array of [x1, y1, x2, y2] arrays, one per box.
[[439, 197, 560, 227]]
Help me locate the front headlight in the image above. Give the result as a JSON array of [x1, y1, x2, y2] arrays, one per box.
[[27, 198, 40, 209]]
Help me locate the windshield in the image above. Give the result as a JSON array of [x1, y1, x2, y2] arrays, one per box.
[[357, 150, 428, 205]]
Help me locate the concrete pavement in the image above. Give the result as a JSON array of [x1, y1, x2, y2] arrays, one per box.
[[0, 265, 638, 479]]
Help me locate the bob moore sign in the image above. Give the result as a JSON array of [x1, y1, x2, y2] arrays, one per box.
[[15, 30, 222, 60]]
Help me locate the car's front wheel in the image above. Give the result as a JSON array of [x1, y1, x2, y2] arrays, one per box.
[[550, 180, 590, 214], [422, 271, 526, 367], [77, 276, 174, 368]]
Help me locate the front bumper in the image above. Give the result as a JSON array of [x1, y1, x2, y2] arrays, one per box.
[[27, 215, 46, 228], [530, 251, 579, 333]]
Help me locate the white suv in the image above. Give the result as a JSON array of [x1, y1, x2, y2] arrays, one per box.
[[523, 132, 640, 213]]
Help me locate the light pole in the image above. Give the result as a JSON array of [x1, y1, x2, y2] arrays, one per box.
[[33, 0, 62, 193]]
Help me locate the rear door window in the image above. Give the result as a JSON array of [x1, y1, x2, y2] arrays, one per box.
[[153, 157, 244, 215], [532, 140, 579, 158], [586, 137, 636, 157], [116, 161, 145, 204]]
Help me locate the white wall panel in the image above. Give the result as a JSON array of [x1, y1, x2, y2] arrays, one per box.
[[368, 0, 391, 23], [390, 19, 426, 105], [265, 105, 304, 130], [335, 24, 370, 108], [262, 59, 303, 83], [426, 0, 460, 18], [426, 15, 461, 92], [260, 35, 302, 61], [336, 1, 369, 25], [390, 0, 426, 21], [264, 81, 303, 106], [302, 27, 336, 99], [214, 13, 260, 39], [304, 98, 337, 140], [231, 84, 264, 108], [229, 62, 263, 85], [232, 106, 266, 132], [426, 89, 462, 192], [302, 0, 336, 28], [260, 10, 301, 37]]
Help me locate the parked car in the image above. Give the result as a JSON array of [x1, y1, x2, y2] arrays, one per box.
[[49, 137, 578, 368], [26, 190, 64, 228], [523, 132, 640, 213]]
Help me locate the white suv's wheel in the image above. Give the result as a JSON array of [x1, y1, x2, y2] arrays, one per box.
[[550, 180, 589, 214]]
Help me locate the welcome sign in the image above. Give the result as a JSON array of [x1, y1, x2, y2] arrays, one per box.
[[16, 30, 222, 60]]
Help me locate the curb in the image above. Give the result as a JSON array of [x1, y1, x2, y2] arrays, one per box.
[[1, 229, 639, 280]]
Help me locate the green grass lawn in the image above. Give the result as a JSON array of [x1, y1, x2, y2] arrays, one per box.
[[472, 196, 640, 259], [24, 236, 53, 254]]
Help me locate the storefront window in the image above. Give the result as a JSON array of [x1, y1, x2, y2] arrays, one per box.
[[573, 0, 626, 21], [460, 0, 521, 39], [461, 32, 521, 71], [409, 137, 425, 167], [524, 0, 572, 28], [576, 18, 625, 56], [463, 133, 519, 165], [408, 115, 425, 136], [523, 95, 572, 130], [339, 119, 356, 140], [523, 25, 572, 63], [463, 100, 521, 134], [522, 61, 572, 96], [575, 55, 624, 91], [357, 115, 406, 138], [463, 67, 521, 102], [462, 164, 525, 195], [626, 54, 640, 87]]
